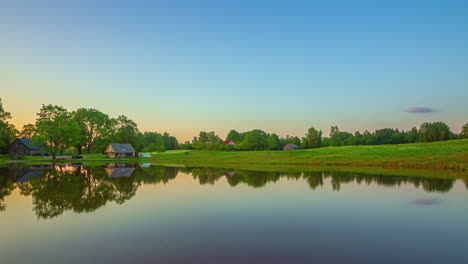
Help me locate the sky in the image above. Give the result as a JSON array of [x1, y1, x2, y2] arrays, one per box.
[[1, 0, 467, 141]]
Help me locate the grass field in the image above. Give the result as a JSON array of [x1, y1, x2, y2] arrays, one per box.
[[148, 139, 468, 171], [1, 140, 467, 177]]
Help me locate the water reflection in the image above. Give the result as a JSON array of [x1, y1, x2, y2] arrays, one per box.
[[184, 167, 459, 193], [0, 164, 465, 219]]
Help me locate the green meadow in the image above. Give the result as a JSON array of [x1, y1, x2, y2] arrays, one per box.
[[148, 139, 468, 171], [2, 140, 467, 179]]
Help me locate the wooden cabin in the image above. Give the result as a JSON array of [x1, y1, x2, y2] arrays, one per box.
[[283, 144, 300, 150], [10, 138, 42, 156], [104, 143, 135, 159]]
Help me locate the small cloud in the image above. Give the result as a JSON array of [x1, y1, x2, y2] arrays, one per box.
[[410, 199, 440, 207], [405, 107, 438, 113]]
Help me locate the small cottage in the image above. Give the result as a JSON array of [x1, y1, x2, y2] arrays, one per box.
[[283, 144, 300, 150], [10, 138, 42, 156], [104, 143, 135, 158]]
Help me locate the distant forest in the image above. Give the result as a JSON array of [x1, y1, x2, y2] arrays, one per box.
[[0, 97, 467, 156]]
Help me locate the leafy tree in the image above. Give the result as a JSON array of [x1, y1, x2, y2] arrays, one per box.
[[329, 126, 344, 146], [162, 132, 178, 150], [19, 124, 36, 139], [321, 137, 331, 147], [34, 105, 80, 159], [142, 132, 166, 152], [73, 108, 111, 153], [461, 123, 468, 139], [179, 141, 194, 150], [0, 98, 18, 154], [347, 131, 364, 145], [284, 135, 301, 146], [419, 122, 451, 142], [238, 130, 268, 151], [266, 133, 281, 150], [404, 127, 419, 143], [374, 128, 396, 144], [226, 130, 243, 143], [111, 115, 140, 145], [302, 127, 322, 149], [192, 131, 223, 150]]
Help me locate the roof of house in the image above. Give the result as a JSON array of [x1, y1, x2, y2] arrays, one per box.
[[106, 143, 135, 153], [284, 143, 300, 149], [17, 138, 41, 150], [106, 168, 135, 178]]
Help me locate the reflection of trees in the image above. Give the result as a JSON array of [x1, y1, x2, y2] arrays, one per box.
[[139, 166, 178, 185], [181, 167, 457, 193], [186, 168, 226, 185], [420, 179, 454, 193], [0, 164, 463, 218], [0, 164, 178, 219], [303, 172, 323, 190], [0, 168, 15, 211]]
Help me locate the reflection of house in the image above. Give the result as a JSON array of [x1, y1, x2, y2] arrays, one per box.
[[104, 163, 135, 178], [8, 165, 51, 182], [10, 138, 42, 156], [224, 171, 236, 177], [283, 144, 300, 150], [140, 163, 151, 168], [104, 143, 135, 158], [224, 140, 236, 147], [105, 168, 135, 178]]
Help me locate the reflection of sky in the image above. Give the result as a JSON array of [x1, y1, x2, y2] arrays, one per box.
[[1, 1, 468, 141], [1, 174, 467, 263]]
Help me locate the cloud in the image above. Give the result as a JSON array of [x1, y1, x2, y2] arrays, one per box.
[[410, 199, 440, 207], [405, 107, 438, 113]]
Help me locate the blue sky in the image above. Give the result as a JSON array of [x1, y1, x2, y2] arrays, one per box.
[[1, 0, 467, 140]]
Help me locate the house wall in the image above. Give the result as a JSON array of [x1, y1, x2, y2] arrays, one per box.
[[10, 140, 32, 155], [107, 152, 134, 159], [116, 153, 134, 158], [283, 145, 299, 150]]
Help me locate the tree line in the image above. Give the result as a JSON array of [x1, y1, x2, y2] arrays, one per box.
[[0, 98, 178, 158], [0, 97, 467, 156], [180, 122, 467, 151]]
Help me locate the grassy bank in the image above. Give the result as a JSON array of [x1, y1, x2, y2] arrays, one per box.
[[1, 140, 467, 178], [149, 139, 468, 171]]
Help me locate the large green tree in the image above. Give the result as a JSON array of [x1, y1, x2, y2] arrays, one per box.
[[302, 127, 322, 149], [329, 126, 344, 146], [461, 123, 468, 139], [0, 98, 18, 154], [419, 122, 452, 142], [192, 131, 223, 150], [266, 133, 281, 150], [35, 105, 80, 159], [226, 130, 243, 143], [19, 124, 37, 139], [73, 108, 111, 154], [238, 130, 268, 151], [111, 115, 140, 144]]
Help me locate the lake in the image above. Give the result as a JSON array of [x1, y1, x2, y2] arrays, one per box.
[[0, 163, 467, 264]]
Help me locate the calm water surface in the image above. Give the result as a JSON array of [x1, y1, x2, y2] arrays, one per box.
[[0, 164, 467, 264]]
